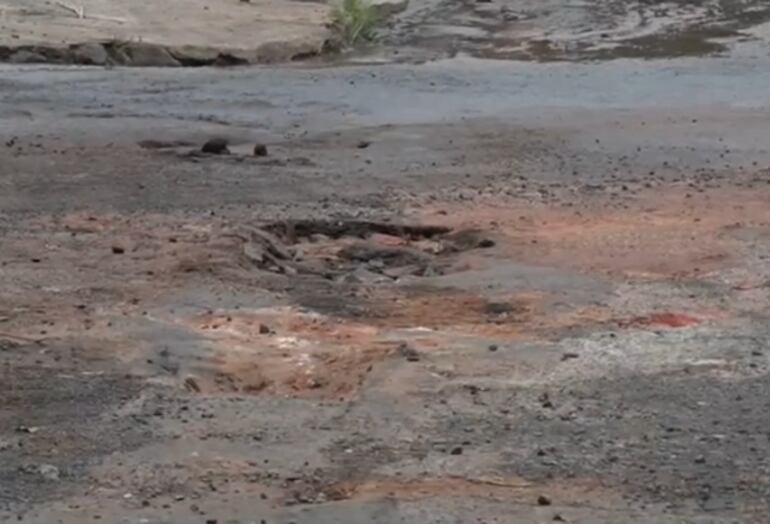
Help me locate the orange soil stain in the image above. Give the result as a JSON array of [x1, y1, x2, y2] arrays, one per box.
[[414, 185, 770, 279], [625, 312, 702, 329]]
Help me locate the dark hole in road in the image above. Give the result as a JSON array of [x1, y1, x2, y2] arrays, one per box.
[[244, 219, 494, 280], [262, 219, 451, 244]]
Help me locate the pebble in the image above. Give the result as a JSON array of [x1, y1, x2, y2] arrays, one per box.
[[398, 343, 421, 362], [537, 495, 552, 506], [183, 377, 201, 393], [38, 464, 60, 481], [201, 138, 229, 155], [253, 143, 268, 157], [477, 238, 496, 248], [539, 392, 554, 409]]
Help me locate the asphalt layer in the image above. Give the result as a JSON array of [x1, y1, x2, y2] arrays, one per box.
[[2, 43, 770, 524]]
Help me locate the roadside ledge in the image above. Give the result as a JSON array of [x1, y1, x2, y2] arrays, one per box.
[[0, 0, 333, 66], [0, 38, 332, 67]]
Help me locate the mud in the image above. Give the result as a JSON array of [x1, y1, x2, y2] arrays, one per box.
[[2, 53, 770, 523]]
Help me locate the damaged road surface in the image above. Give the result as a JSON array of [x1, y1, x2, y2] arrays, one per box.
[[2, 53, 770, 523]]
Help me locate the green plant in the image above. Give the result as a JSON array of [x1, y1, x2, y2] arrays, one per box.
[[330, 0, 379, 46]]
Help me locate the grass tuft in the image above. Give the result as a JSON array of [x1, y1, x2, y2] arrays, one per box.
[[330, 0, 379, 46]]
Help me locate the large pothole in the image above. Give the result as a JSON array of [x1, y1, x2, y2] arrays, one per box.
[[236, 219, 496, 281]]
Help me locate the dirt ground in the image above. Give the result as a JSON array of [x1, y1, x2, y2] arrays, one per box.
[[3, 5, 770, 523]]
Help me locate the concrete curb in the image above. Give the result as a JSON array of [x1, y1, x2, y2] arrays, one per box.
[[0, 0, 408, 67], [0, 36, 333, 67], [0, 0, 335, 67]]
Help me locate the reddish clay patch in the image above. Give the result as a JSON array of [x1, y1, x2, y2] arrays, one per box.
[[414, 184, 770, 279], [318, 475, 618, 507], [624, 312, 701, 329], [362, 288, 535, 333], [178, 308, 395, 399]]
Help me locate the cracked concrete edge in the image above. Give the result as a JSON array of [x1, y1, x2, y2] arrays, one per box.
[[0, 0, 409, 67], [0, 34, 335, 67], [0, 0, 408, 67]]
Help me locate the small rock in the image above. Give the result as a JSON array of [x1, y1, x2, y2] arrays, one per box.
[[201, 138, 230, 155], [111, 246, 125, 254], [450, 446, 463, 455], [477, 238, 496, 248], [16, 426, 40, 434], [122, 43, 181, 66], [71, 43, 109, 65], [38, 464, 60, 481], [561, 352, 579, 361], [537, 495, 552, 506], [553, 515, 565, 522], [253, 143, 268, 157], [694, 455, 706, 464], [500, 8, 520, 21], [398, 343, 420, 362], [8, 50, 47, 64], [183, 377, 201, 393], [539, 392, 554, 409], [357, 140, 371, 149], [484, 302, 514, 315], [488, 344, 498, 352], [259, 324, 271, 335], [205, 519, 218, 524]]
